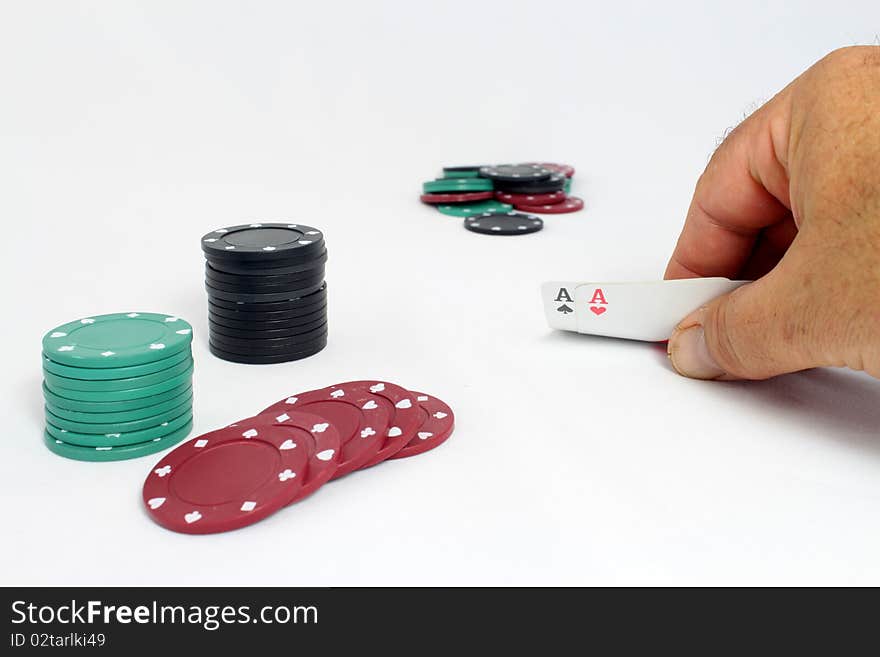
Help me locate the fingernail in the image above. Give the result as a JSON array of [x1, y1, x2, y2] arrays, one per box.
[[668, 319, 726, 380]]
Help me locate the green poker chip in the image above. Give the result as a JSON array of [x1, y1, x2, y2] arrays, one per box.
[[45, 394, 193, 433], [44, 383, 193, 421], [43, 420, 193, 462], [42, 312, 193, 368], [422, 178, 493, 194], [563, 177, 572, 194], [41, 364, 193, 402], [41, 348, 190, 382], [436, 200, 513, 218], [43, 356, 193, 392], [45, 410, 193, 448], [442, 169, 481, 179]]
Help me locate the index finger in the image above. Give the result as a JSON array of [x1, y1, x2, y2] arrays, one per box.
[[664, 87, 795, 280]]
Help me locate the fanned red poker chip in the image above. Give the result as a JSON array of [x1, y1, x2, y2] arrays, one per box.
[[390, 391, 454, 460]]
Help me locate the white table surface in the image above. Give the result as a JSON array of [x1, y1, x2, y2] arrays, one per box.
[[2, 0, 880, 586]]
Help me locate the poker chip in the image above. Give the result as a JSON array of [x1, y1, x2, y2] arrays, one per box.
[[514, 196, 584, 214], [436, 200, 513, 218], [495, 190, 566, 206], [42, 313, 193, 369], [478, 164, 552, 182], [525, 162, 576, 178], [201, 223, 324, 261], [422, 178, 493, 194], [45, 420, 194, 463], [494, 172, 566, 195], [40, 312, 195, 457], [260, 383, 392, 480], [464, 212, 544, 236], [390, 391, 454, 460], [46, 410, 193, 448], [563, 177, 572, 194], [340, 381, 421, 467], [202, 223, 329, 364], [142, 416, 312, 534], [419, 191, 494, 204]]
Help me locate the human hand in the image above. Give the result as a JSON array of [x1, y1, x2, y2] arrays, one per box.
[[665, 46, 880, 381]]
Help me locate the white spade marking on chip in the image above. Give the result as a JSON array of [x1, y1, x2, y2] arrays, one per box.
[[433, 412, 447, 419]]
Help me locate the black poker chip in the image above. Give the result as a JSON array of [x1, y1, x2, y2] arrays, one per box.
[[205, 263, 325, 286], [206, 251, 328, 276], [208, 316, 327, 339], [201, 223, 324, 262], [209, 306, 326, 330], [478, 164, 552, 183], [208, 301, 327, 322], [493, 172, 565, 194], [463, 211, 544, 236], [206, 281, 326, 304], [208, 337, 327, 364], [209, 326, 328, 352], [205, 271, 325, 295]]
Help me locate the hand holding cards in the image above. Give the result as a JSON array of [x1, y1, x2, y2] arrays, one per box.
[[541, 279, 750, 341]]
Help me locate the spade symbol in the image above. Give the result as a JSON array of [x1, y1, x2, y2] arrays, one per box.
[[556, 304, 574, 314]]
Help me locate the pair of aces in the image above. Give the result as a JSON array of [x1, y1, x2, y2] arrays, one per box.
[[142, 380, 454, 535], [541, 278, 748, 341]]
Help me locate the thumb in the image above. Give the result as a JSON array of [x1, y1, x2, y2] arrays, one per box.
[[667, 269, 814, 381]]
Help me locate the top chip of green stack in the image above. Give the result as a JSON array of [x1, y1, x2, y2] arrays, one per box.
[[42, 313, 193, 368]]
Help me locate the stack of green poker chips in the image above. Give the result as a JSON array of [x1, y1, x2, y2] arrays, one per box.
[[40, 313, 195, 462]]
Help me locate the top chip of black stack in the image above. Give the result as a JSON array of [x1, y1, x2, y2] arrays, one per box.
[[201, 223, 325, 262], [492, 172, 566, 194]]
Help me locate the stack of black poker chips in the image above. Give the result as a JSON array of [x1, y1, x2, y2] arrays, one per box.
[[201, 222, 328, 364]]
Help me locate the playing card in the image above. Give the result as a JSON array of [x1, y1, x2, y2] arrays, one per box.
[[541, 282, 581, 332], [543, 278, 749, 342]]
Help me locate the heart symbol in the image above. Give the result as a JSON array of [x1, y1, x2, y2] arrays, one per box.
[[240, 501, 256, 512], [184, 511, 202, 524], [590, 306, 606, 316], [387, 427, 402, 437], [369, 383, 385, 393], [418, 432, 433, 440], [49, 332, 67, 338], [280, 440, 297, 450], [316, 449, 335, 461], [154, 465, 171, 477], [275, 413, 291, 422], [312, 423, 329, 433], [147, 497, 165, 509], [330, 390, 344, 398], [396, 399, 412, 409], [361, 427, 376, 438], [278, 469, 297, 482], [242, 429, 258, 439], [362, 400, 378, 410], [433, 412, 447, 419]]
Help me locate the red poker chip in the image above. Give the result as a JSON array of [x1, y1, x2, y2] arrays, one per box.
[[390, 391, 454, 460], [342, 381, 421, 467], [261, 384, 391, 480], [250, 410, 342, 504], [142, 416, 312, 534], [495, 190, 566, 206], [514, 196, 584, 214], [420, 191, 494, 204], [525, 162, 575, 177]]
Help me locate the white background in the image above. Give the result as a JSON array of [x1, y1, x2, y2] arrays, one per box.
[[1, 1, 879, 586]]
